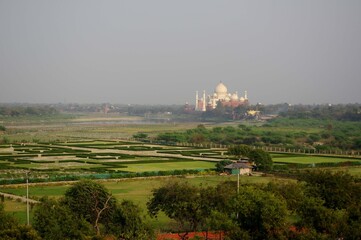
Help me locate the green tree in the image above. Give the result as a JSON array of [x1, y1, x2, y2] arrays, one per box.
[[132, 133, 148, 139], [33, 197, 92, 240], [227, 144, 252, 159], [215, 160, 233, 172], [147, 181, 205, 238], [298, 170, 360, 209], [296, 196, 347, 238], [63, 180, 116, 236], [248, 149, 273, 171], [265, 181, 307, 213], [107, 200, 154, 240], [231, 186, 289, 240]]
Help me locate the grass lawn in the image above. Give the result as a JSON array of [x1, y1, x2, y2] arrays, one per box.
[[272, 155, 361, 164], [3, 199, 28, 223]]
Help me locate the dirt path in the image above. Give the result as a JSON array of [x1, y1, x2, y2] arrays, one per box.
[[0, 192, 39, 204]]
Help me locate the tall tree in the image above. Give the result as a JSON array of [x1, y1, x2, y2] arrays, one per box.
[[63, 180, 116, 236], [231, 186, 289, 240], [106, 200, 154, 240], [33, 197, 92, 240], [248, 149, 273, 171], [147, 181, 205, 238], [227, 144, 252, 159]]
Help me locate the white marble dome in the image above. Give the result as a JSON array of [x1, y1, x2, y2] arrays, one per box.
[[215, 82, 227, 94]]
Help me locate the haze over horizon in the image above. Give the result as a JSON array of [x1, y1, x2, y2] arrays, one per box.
[[1, 1, 360, 105]]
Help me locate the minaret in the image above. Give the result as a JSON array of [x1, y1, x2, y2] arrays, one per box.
[[244, 90, 248, 100], [195, 91, 199, 111], [202, 90, 206, 111]]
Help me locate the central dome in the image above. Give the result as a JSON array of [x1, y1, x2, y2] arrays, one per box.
[[215, 82, 227, 94]]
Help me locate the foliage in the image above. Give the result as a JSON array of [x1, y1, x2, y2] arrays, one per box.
[[295, 196, 347, 237], [231, 186, 290, 240], [33, 197, 92, 240], [0, 104, 58, 117], [265, 181, 306, 212], [147, 181, 206, 234], [106, 200, 154, 240], [215, 160, 233, 172], [227, 144, 252, 158], [298, 170, 360, 209], [248, 149, 273, 171], [63, 180, 117, 235], [32, 180, 153, 239], [0, 203, 41, 240], [132, 132, 148, 139]]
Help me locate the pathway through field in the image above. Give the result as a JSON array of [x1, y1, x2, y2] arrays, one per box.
[[0, 192, 39, 204]]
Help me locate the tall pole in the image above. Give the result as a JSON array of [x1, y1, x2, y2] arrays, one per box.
[[237, 171, 240, 194], [26, 172, 29, 226]]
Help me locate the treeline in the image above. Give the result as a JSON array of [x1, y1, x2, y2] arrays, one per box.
[[156, 120, 361, 150], [0, 104, 58, 117], [261, 103, 361, 121]]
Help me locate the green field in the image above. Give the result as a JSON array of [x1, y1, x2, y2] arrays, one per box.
[[272, 154, 361, 164]]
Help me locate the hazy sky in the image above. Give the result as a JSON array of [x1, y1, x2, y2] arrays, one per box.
[[1, 1, 360, 105]]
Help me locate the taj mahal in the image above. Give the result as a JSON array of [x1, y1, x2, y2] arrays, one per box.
[[195, 81, 248, 111]]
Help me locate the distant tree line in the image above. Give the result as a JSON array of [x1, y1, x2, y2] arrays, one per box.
[[0, 104, 58, 117], [156, 120, 361, 150], [260, 103, 361, 121], [195, 103, 361, 122]]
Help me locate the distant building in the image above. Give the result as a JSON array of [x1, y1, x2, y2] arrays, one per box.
[[224, 162, 252, 175], [195, 82, 248, 111]]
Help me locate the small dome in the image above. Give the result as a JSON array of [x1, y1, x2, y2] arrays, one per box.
[[215, 82, 227, 94], [231, 93, 238, 101], [240, 97, 245, 101], [225, 96, 231, 102]]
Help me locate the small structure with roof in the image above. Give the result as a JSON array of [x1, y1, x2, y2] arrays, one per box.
[[224, 162, 252, 175]]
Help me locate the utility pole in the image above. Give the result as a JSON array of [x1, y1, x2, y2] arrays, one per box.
[[237, 172, 240, 194]]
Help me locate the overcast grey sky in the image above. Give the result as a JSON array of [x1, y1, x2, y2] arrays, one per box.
[[0, 1, 360, 105]]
